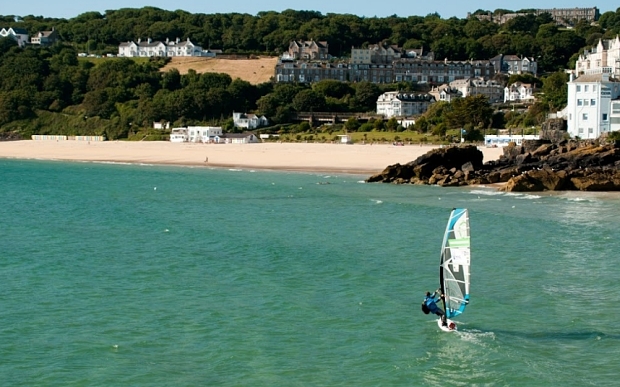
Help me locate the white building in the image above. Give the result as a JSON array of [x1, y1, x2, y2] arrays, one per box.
[[170, 126, 223, 143], [223, 133, 261, 144], [0, 27, 29, 47], [376, 91, 435, 118], [504, 82, 536, 103], [233, 112, 269, 129], [397, 117, 416, 129], [118, 38, 204, 57], [170, 128, 188, 143], [566, 72, 620, 139], [484, 134, 540, 147], [450, 77, 504, 103], [153, 121, 170, 130], [575, 36, 620, 77], [337, 134, 353, 144]]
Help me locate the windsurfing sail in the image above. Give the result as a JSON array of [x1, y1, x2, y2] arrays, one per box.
[[439, 208, 471, 319]]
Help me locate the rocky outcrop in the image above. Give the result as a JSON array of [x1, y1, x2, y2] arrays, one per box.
[[365, 140, 620, 192], [0, 132, 22, 141]]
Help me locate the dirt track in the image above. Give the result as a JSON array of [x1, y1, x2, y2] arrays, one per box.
[[160, 57, 278, 84]]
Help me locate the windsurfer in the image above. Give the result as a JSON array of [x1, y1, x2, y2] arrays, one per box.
[[422, 289, 447, 326]]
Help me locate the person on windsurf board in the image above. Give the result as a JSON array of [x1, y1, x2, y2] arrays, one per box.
[[421, 289, 448, 326]]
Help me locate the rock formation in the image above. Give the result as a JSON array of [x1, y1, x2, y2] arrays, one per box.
[[365, 140, 620, 192]]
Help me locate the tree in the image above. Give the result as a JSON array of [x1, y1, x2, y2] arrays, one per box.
[[0, 37, 18, 57], [311, 79, 353, 99], [256, 94, 279, 118], [292, 89, 326, 112], [385, 117, 399, 131], [350, 82, 380, 111], [413, 116, 429, 133], [540, 71, 568, 111], [444, 95, 493, 129], [431, 122, 447, 138], [344, 117, 361, 132], [161, 68, 182, 91]]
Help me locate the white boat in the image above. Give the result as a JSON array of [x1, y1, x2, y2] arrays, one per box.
[[437, 208, 471, 332]]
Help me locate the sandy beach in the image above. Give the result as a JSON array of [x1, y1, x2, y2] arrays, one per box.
[[0, 140, 504, 175]]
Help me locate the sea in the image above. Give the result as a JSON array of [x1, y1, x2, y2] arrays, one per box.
[[2, 158, 619, 386]]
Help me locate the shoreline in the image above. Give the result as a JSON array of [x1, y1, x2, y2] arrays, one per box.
[[0, 140, 505, 176]]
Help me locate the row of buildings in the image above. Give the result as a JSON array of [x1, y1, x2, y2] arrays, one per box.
[[169, 126, 260, 143], [118, 38, 222, 57], [0, 27, 59, 47], [430, 78, 535, 104], [275, 41, 537, 84], [467, 7, 600, 26], [376, 78, 536, 120]]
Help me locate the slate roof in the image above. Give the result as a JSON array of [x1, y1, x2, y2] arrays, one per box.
[[574, 73, 618, 82]]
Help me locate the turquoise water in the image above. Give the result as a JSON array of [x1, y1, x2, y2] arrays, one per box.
[[2, 159, 619, 386]]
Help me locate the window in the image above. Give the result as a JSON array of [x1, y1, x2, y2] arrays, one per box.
[[582, 113, 588, 120], [591, 99, 596, 106], [584, 100, 589, 106], [584, 85, 589, 92], [593, 85, 597, 92], [603, 113, 608, 121], [576, 85, 581, 92], [577, 99, 583, 106], [588, 128, 593, 134], [578, 128, 584, 133]]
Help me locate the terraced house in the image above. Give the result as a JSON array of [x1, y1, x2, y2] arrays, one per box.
[[275, 41, 495, 84], [118, 38, 205, 57]]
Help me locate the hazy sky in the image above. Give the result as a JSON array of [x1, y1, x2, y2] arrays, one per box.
[[2, 0, 618, 19]]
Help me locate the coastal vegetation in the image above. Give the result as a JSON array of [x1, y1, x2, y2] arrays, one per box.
[[0, 7, 619, 140]]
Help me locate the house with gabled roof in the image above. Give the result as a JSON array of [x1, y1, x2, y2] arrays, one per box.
[[233, 112, 269, 130], [575, 36, 620, 78], [287, 40, 329, 61], [31, 28, 59, 46], [351, 43, 403, 65], [429, 84, 462, 103], [0, 27, 29, 47], [504, 82, 536, 103], [489, 54, 537, 75], [405, 47, 434, 61], [449, 77, 504, 103], [351, 43, 433, 65]]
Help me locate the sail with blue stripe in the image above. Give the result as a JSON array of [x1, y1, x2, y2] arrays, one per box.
[[439, 208, 471, 319]]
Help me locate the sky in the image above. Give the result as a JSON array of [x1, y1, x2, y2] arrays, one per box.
[[2, 0, 618, 20]]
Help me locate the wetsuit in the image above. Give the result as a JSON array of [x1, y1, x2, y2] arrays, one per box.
[[424, 291, 445, 318]]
